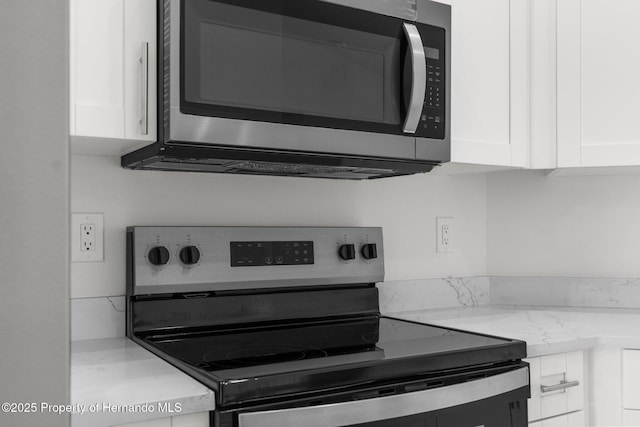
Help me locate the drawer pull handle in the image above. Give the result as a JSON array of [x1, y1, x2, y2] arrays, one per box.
[[541, 380, 580, 393]]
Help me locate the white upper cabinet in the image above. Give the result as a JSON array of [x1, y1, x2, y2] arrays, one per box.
[[557, 0, 640, 167], [70, 0, 156, 153], [434, 0, 530, 169]]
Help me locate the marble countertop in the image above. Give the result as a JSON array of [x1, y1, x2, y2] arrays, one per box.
[[388, 305, 640, 357], [71, 337, 215, 427]]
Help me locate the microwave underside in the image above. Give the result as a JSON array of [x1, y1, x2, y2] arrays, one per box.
[[121, 142, 438, 180]]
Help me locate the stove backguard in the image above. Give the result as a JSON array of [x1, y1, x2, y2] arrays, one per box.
[[126, 226, 384, 295]]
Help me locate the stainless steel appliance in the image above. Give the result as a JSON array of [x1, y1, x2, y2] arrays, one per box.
[[121, 0, 451, 179], [126, 226, 530, 426]]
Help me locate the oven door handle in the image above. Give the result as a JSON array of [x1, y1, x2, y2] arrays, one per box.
[[238, 366, 529, 427], [401, 23, 426, 134]]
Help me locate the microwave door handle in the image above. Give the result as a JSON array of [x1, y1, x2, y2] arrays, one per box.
[[402, 23, 427, 134]]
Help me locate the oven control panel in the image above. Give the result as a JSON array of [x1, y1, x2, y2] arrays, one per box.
[[231, 241, 314, 267], [128, 227, 384, 295]]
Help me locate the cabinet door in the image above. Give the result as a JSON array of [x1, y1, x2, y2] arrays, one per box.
[[433, 0, 529, 168], [529, 411, 585, 427], [589, 348, 623, 427], [70, 0, 125, 138], [558, 0, 640, 167], [113, 417, 171, 427], [624, 409, 640, 426], [123, 0, 157, 142], [172, 412, 210, 427], [70, 0, 156, 145], [623, 350, 640, 410]]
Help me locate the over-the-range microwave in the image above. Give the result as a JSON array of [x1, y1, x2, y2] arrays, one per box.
[[122, 0, 451, 179]]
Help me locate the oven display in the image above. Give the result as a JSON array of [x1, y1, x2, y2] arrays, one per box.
[[230, 241, 314, 267]]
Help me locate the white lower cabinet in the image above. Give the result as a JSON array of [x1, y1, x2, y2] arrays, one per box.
[[113, 418, 171, 427], [624, 410, 640, 427], [578, 347, 640, 426], [623, 349, 640, 426], [171, 413, 210, 427], [113, 412, 209, 427], [526, 351, 585, 426], [529, 411, 585, 427]]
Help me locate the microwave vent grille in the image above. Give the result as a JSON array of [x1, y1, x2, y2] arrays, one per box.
[[229, 161, 352, 176]]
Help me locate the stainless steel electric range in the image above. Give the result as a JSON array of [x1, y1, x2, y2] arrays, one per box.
[[126, 226, 529, 427]]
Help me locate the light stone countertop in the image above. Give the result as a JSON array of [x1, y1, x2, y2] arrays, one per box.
[[71, 337, 215, 427], [387, 305, 640, 357]]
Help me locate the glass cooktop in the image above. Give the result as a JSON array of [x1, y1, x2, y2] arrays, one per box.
[[145, 316, 519, 372], [139, 315, 526, 405]]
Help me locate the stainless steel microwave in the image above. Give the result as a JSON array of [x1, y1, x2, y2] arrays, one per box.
[[122, 0, 451, 179]]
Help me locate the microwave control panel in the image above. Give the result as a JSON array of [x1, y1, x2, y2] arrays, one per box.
[[415, 25, 446, 140]]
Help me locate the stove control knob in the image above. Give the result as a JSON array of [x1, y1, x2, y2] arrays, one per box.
[[361, 243, 378, 260], [179, 245, 201, 265], [338, 244, 356, 261], [147, 246, 170, 266]]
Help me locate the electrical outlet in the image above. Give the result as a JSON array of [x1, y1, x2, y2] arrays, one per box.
[[72, 213, 104, 262], [81, 224, 96, 252], [436, 217, 454, 253]]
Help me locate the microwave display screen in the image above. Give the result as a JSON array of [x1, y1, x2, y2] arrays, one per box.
[[424, 47, 439, 60]]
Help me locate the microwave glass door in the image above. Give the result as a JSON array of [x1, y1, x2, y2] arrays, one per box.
[[181, 0, 437, 136]]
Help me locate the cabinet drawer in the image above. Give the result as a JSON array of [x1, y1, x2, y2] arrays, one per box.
[[526, 351, 584, 422], [624, 409, 640, 426], [113, 418, 171, 427], [623, 350, 640, 410], [529, 411, 585, 427], [172, 412, 210, 427]]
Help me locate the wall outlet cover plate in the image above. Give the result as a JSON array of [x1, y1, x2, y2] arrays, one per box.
[[71, 213, 104, 262], [436, 217, 454, 253]]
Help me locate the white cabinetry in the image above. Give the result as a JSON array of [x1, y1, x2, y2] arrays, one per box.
[[70, 0, 156, 154], [113, 418, 171, 427], [526, 351, 585, 426], [587, 347, 640, 426], [113, 412, 209, 427], [434, 0, 530, 169], [557, 0, 640, 168], [528, 412, 585, 427], [625, 410, 640, 427], [623, 349, 640, 426]]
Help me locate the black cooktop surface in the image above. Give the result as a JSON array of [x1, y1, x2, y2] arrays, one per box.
[[147, 316, 514, 370], [138, 315, 526, 405]]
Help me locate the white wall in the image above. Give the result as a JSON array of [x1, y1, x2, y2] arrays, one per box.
[[71, 155, 487, 297], [488, 170, 640, 277], [0, 1, 69, 426], [73, 157, 640, 296]]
